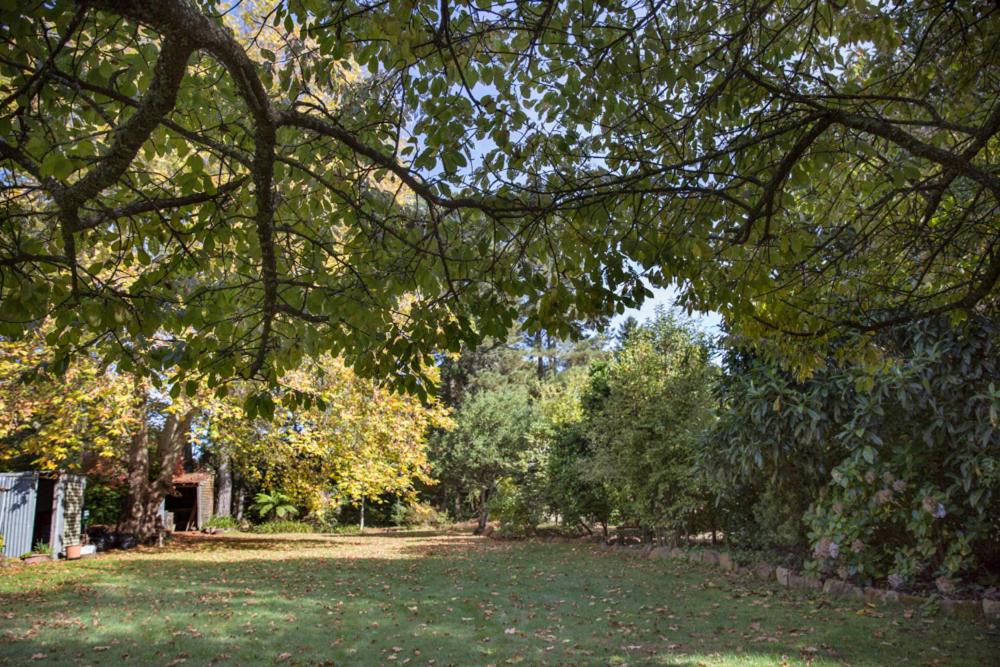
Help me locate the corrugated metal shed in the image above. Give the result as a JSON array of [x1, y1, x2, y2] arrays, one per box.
[[0, 472, 87, 559], [0, 473, 38, 558]]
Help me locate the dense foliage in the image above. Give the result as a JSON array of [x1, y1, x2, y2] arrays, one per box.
[[429, 312, 718, 539], [580, 315, 717, 538], [713, 317, 1000, 585], [2, 1, 997, 391]]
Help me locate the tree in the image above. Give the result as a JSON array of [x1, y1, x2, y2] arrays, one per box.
[[542, 366, 613, 537], [3, 1, 997, 388], [585, 311, 718, 540], [0, 331, 134, 470], [199, 354, 450, 518], [117, 378, 200, 541], [431, 385, 538, 533]]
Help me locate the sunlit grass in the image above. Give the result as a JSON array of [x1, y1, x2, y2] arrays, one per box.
[[0, 532, 996, 665]]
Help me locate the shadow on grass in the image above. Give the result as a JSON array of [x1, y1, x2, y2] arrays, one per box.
[[0, 534, 996, 666]]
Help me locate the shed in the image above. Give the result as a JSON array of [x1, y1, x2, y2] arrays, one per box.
[[0, 472, 87, 559], [163, 472, 213, 531]]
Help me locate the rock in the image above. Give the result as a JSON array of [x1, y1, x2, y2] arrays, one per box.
[[775, 566, 791, 587], [982, 598, 1000, 619], [935, 576, 956, 595], [650, 547, 672, 559], [864, 587, 900, 605], [754, 563, 775, 581], [898, 593, 927, 608], [940, 599, 981, 620], [700, 551, 719, 566], [717, 552, 735, 571], [823, 578, 864, 600], [789, 574, 822, 591], [669, 547, 685, 559]]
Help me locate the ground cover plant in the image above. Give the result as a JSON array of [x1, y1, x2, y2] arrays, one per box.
[[1, 532, 997, 666]]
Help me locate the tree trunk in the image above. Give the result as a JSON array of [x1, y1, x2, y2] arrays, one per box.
[[182, 437, 195, 472], [120, 392, 150, 537], [535, 330, 544, 379], [233, 474, 245, 521], [474, 487, 490, 534], [359, 497, 365, 532], [215, 452, 232, 517], [118, 392, 197, 544]]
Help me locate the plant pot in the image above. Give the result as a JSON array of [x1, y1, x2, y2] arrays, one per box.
[[21, 554, 49, 565], [65, 544, 82, 560]]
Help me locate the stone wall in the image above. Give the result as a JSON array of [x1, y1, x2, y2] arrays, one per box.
[[635, 544, 1000, 621]]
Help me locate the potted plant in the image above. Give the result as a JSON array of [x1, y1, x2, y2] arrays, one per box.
[[20, 541, 53, 565], [65, 542, 82, 560]]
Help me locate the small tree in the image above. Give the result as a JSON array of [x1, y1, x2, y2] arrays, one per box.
[[585, 311, 718, 541], [431, 385, 538, 533]]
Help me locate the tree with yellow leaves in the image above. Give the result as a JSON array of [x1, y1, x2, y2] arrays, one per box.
[[0, 331, 134, 471], [201, 355, 451, 524]]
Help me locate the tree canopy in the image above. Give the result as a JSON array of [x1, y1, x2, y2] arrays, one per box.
[[2, 1, 998, 386]]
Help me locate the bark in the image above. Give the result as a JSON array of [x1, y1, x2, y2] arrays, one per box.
[[535, 330, 544, 379], [233, 470, 246, 521], [119, 402, 150, 536], [118, 396, 197, 543], [215, 452, 232, 517], [474, 487, 490, 534]]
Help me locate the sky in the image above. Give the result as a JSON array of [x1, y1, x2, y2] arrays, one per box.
[[611, 284, 723, 337]]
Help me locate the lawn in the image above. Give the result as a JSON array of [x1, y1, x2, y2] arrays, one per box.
[[0, 532, 996, 666]]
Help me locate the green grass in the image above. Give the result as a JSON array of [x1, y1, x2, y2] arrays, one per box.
[[0, 532, 996, 666]]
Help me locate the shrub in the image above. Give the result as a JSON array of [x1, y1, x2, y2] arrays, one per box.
[[310, 503, 340, 532], [204, 516, 240, 530], [251, 491, 299, 520], [392, 501, 448, 528], [251, 520, 315, 534], [713, 316, 1000, 584], [84, 482, 125, 527], [489, 477, 542, 537]]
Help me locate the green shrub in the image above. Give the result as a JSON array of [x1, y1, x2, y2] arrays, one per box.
[[489, 477, 542, 537], [714, 316, 1000, 585], [204, 516, 240, 530], [251, 520, 315, 534], [392, 501, 448, 528], [251, 491, 299, 520], [84, 482, 125, 526], [311, 503, 340, 532]]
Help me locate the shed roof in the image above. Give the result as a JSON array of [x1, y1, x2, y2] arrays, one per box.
[[173, 471, 213, 484]]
